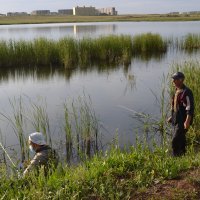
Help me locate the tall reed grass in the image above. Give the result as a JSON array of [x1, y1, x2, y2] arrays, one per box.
[[31, 102, 52, 147], [179, 34, 200, 52], [0, 95, 101, 167], [64, 96, 101, 162], [0, 34, 167, 68], [0, 98, 28, 164], [132, 33, 167, 59], [1, 34, 200, 70]]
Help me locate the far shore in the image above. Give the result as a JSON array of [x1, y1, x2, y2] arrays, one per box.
[[0, 14, 200, 25]]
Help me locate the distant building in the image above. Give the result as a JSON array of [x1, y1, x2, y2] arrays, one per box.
[[58, 9, 73, 15], [0, 14, 6, 16], [73, 6, 97, 16], [182, 12, 189, 15], [189, 11, 200, 14], [181, 11, 200, 15], [31, 10, 50, 16], [98, 7, 117, 16], [168, 12, 180, 15], [7, 12, 28, 16], [50, 12, 58, 16]]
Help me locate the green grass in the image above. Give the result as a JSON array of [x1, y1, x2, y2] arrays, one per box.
[[0, 14, 200, 25], [181, 34, 200, 52], [132, 33, 167, 60], [0, 98, 28, 164], [0, 34, 167, 68], [1, 34, 200, 70], [1, 143, 200, 199], [64, 96, 100, 162]]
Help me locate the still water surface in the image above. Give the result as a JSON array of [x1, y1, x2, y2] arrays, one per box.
[[0, 22, 200, 153], [0, 21, 200, 40]]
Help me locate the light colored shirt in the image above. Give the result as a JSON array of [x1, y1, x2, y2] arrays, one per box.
[[23, 146, 58, 177]]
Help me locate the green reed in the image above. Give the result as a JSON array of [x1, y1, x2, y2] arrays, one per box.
[[78, 38, 95, 66], [31, 101, 52, 147], [0, 95, 101, 167], [58, 38, 78, 68], [0, 41, 9, 67], [0, 98, 27, 163], [3, 34, 200, 70], [132, 33, 167, 60], [64, 104, 73, 162], [64, 96, 100, 161], [11, 40, 35, 66], [0, 34, 168, 68], [0, 130, 8, 169], [0, 97, 54, 165], [181, 34, 200, 51], [10, 98, 27, 163], [33, 38, 58, 66]]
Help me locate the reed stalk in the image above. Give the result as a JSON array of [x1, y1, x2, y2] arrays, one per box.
[[64, 104, 73, 162], [0, 34, 168, 68], [31, 101, 52, 147], [64, 95, 101, 161], [181, 34, 200, 52]]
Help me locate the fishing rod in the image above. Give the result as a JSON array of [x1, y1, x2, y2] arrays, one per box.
[[0, 141, 17, 170], [117, 105, 160, 124], [117, 105, 200, 145]]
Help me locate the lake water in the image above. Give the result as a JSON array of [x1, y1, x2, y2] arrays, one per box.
[[0, 21, 200, 40], [0, 21, 200, 158]]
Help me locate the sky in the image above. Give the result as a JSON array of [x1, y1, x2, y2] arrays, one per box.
[[0, 0, 199, 14]]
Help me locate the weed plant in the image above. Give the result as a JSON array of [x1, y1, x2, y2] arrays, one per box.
[[181, 34, 200, 52], [0, 34, 168, 68], [132, 33, 167, 60], [64, 96, 101, 162]]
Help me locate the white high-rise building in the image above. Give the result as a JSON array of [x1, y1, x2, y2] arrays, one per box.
[[98, 7, 117, 16]]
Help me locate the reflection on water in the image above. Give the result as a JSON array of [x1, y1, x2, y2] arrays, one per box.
[[0, 23, 117, 40], [0, 51, 166, 84], [0, 64, 129, 83], [0, 21, 200, 41], [73, 24, 116, 36]]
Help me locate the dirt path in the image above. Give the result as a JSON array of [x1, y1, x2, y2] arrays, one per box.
[[132, 168, 200, 200]]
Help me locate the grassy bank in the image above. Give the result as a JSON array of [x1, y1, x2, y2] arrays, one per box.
[[0, 34, 167, 68], [1, 144, 200, 199], [0, 14, 200, 25]]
